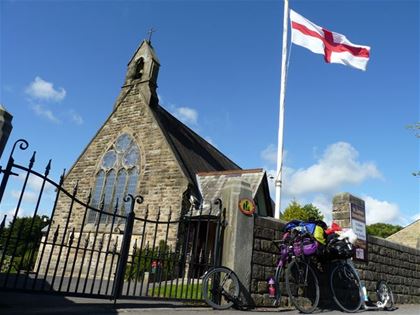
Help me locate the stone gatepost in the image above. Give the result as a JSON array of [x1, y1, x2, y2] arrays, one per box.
[[220, 178, 254, 299], [332, 192, 368, 262], [0, 105, 13, 159], [332, 192, 365, 228]]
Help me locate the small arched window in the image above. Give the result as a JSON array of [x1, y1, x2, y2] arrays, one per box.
[[133, 58, 144, 80], [88, 133, 140, 224]]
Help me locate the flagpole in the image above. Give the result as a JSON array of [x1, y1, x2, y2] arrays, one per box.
[[275, 0, 289, 219]]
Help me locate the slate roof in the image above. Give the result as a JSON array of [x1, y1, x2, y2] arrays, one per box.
[[191, 169, 273, 216], [150, 102, 241, 195], [197, 169, 265, 202]]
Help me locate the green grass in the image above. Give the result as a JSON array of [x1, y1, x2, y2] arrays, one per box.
[[149, 282, 203, 299]]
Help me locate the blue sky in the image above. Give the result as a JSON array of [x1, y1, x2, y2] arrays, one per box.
[[0, 0, 418, 226]]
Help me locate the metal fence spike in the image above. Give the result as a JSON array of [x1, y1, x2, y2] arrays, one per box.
[[29, 151, 36, 168], [44, 159, 52, 176], [86, 190, 92, 204], [69, 227, 75, 246], [100, 196, 105, 210], [114, 198, 119, 214], [53, 225, 60, 243], [0, 214, 6, 231]]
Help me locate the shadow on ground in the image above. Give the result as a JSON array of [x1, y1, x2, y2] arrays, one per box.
[[0, 290, 202, 315]]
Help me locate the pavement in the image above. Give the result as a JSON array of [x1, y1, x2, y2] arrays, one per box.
[[0, 291, 419, 315]]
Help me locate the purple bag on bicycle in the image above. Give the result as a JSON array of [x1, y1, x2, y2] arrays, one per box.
[[293, 238, 318, 256]]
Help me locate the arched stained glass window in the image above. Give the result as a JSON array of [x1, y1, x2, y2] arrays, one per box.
[[87, 133, 140, 224]]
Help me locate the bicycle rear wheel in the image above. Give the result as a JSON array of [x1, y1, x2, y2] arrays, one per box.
[[376, 280, 394, 309], [285, 259, 320, 313], [330, 262, 363, 312], [202, 267, 240, 310]]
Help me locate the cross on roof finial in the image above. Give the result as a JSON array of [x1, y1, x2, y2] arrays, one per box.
[[147, 28, 156, 43]]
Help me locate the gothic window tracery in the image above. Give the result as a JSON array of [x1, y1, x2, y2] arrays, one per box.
[[87, 133, 140, 224]]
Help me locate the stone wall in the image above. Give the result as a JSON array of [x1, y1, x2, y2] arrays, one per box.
[[250, 216, 420, 306], [354, 235, 420, 304], [250, 216, 285, 306]]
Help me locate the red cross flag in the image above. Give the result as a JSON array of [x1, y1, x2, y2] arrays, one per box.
[[290, 9, 370, 71]]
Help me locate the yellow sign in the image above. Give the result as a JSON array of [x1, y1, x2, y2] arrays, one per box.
[[238, 198, 256, 216]]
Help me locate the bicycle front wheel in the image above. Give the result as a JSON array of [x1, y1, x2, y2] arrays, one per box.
[[202, 267, 240, 310], [285, 259, 320, 313], [330, 263, 363, 313], [376, 280, 394, 309]]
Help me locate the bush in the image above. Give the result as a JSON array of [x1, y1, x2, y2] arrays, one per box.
[[125, 240, 177, 281]]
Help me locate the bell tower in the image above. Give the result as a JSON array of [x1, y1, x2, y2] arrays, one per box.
[[121, 39, 160, 106], [125, 40, 160, 86]]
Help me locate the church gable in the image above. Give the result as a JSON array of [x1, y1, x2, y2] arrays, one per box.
[[59, 44, 190, 225], [57, 39, 246, 228]]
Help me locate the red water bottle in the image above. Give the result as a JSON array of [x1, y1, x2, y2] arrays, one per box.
[[268, 278, 275, 298]]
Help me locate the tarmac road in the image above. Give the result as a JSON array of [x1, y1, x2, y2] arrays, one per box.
[[0, 291, 419, 315]]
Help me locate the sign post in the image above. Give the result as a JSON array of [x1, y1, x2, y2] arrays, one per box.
[[332, 193, 368, 263], [350, 203, 368, 262]]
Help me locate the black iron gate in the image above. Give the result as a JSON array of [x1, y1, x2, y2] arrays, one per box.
[[0, 139, 224, 302]]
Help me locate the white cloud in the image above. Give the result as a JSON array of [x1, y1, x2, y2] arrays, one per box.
[[283, 142, 382, 196], [11, 190, 38, 203], [173, 106, 198, 126], [69, 109, 84, 125], [15, 172, 55, 193], [32, 104, 61, 124], [260, 144, 289, 167], [25, 76, 66, 102], [1, 208, 31, 224], [261, 144, 277, 165], [363, 195, 401, 225], [158, 95, 198, 127], [311, 194, 333, 224], [27, 174, 54, 193]]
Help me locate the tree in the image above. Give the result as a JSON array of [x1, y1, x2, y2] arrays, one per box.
[[0, 215, 49, 272], [366, 223, 403, 238], [281, 200, 324, 221]]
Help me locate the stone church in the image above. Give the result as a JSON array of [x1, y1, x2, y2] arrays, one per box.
[[36, 40, 273, 281], [52, 39, 273, 230]]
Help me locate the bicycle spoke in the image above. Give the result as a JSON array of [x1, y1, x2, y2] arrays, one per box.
[[202, 267, 240, 310], [286, 259, 319, 314], [330, 263, 362, 313]]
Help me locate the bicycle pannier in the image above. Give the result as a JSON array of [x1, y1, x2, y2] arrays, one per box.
[[293, 237, 318, 256], [328, 239, 354, 259]]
